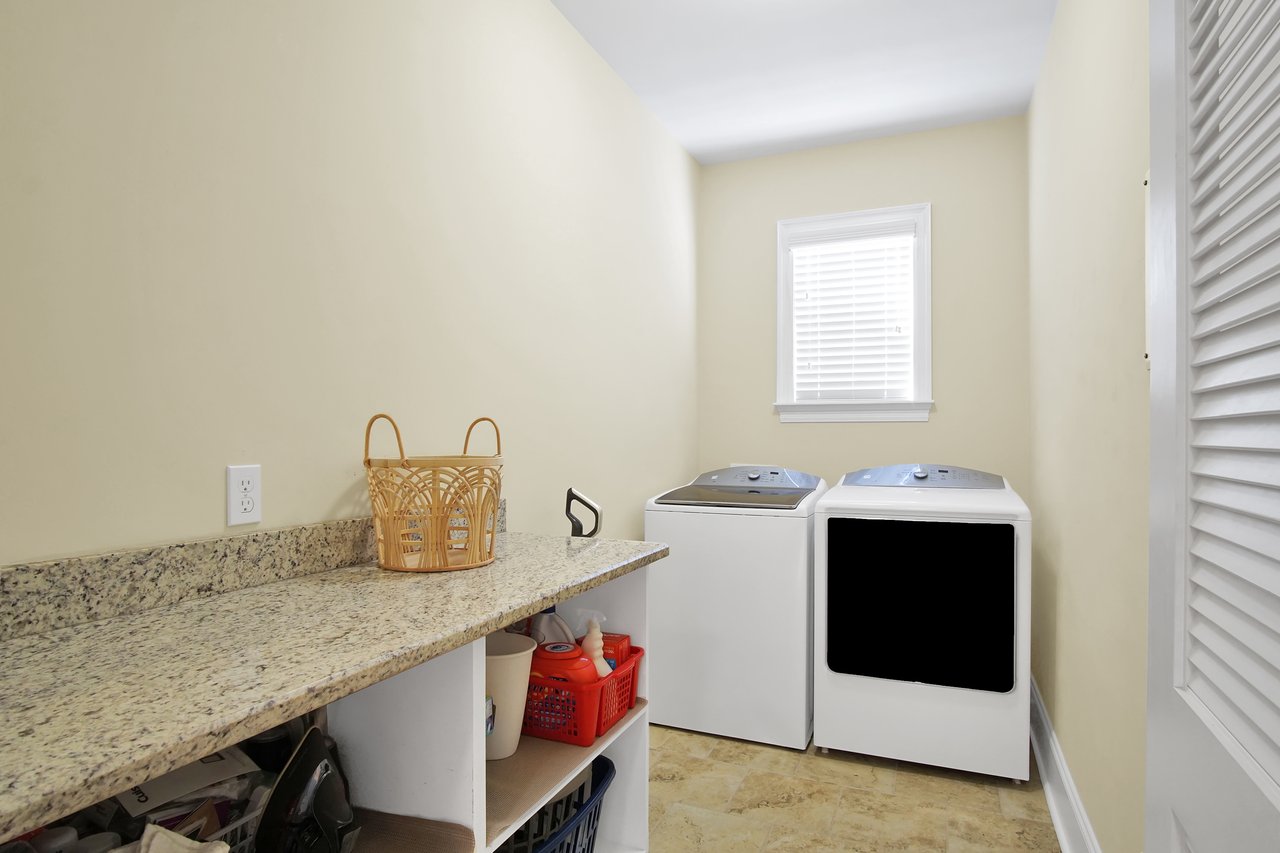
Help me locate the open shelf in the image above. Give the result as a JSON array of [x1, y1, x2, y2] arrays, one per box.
[[485, 699, 648, 851], [354, 809, 475, 852], [329, 565, 651, 853]]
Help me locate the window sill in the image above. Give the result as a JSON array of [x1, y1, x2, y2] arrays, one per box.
[[774, 400, 934, 423]]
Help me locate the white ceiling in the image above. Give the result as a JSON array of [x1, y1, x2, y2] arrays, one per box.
[[551, 0, 1057, 165]]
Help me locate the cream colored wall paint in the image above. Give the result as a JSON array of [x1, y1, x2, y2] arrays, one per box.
[[0, 0, 698, 564], [1027, 0, 1150, 850], [696, 117, 1031, 495]]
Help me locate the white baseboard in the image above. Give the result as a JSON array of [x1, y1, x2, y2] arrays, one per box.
[[1031, 677, 1104, 853]]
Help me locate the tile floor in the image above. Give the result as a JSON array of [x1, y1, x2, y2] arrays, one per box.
[[648, 725, 1061, 852]]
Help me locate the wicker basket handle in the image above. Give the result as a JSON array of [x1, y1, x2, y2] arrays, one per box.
[[463, 417, 502, 456], [364, 413, 408, 467]]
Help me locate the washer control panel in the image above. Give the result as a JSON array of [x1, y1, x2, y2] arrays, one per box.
[[693, 466, 821, 490], [841, 464, 1004, 489], [654, 466, 822, 509]]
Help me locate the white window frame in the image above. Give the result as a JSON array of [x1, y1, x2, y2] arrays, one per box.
[[775, 203, 933, 423]]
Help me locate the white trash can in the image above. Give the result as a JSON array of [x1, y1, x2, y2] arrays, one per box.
[[485, 630, 537, 760]]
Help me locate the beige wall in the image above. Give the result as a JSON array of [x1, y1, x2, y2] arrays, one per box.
[[1028, 0, 1150, 850], [0, 0, 698, 564], [696, 116, 1031, 494]]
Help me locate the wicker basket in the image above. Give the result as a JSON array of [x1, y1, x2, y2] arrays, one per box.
[[364, 413, 503, 572]]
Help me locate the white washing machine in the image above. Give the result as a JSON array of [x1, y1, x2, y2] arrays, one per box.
[[645, 466, 827, 750], [814, 464, 1032, 780]]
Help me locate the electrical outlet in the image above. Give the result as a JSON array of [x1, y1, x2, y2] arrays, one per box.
[[227, 464, 262, 526]]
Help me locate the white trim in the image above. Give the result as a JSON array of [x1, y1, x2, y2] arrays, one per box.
[[914, 204, 933, 410], [1031, 677, 1103, 853], [776, 203, 933, 423], [774, 400, 933, 422]]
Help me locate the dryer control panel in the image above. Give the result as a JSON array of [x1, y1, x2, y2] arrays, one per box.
[[841, 464, 1003, 489]]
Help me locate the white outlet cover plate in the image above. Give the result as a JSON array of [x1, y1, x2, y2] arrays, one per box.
[[227, 464, 262, 526]]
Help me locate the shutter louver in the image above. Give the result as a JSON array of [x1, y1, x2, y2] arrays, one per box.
[[791, 233, 915, 402], [1184, 0, 1280, 788]]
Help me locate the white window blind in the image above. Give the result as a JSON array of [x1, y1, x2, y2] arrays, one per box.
[[792, 234, 915, 401], [776, 204, 932, 423], [1182, 0, 1280, 787]]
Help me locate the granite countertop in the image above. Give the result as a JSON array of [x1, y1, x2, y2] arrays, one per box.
[[0, 532, 667, 840]]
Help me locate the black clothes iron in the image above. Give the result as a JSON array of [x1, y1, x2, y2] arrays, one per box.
[[254, 727, 360, 853], [565, 487, 602, 538]]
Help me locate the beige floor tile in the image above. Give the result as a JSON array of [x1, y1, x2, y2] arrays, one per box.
[[997, 781, 1053, 823], [650, 724, 673, 750], [726, 770, 843, 831], [893, 763, 1002, 815], [650, 747, 750, 812], [763, 827, 903, 852], [987, 755, 1051, 823], [829, 788, 950, 851], [662, 726, 726, 759], [650, 801, 774, 853], [707, 738, 804, 776], [946, 809, 1062, 852], [793, 748, 896, 794]]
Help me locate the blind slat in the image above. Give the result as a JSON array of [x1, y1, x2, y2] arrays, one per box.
[[1192, 44, 1280, 157], [1190, 617, 1280, 716], [1192, 309, 1280, 365], [1192, 343, 1280, 391], [1190, 158, 1280, 250], [1191, 379, 1280, 419], [1187, 639, 1280, 747], [1190, 586, 1280, 684], [1191, 269, 1280, 335], [1192, 477, 1280, 524], [1192, 448, 1280, 489], [1189, 205, 1280, 285], [1191, 550, 1280, 623], [1195, 532, 1280, 601], [1191, 0, 1280, 123], [1192, 504, 1280, 561], [1192, 414, 1280, 450], [1192, 89, 1280, 186], [1191, 0, 1248, 59]]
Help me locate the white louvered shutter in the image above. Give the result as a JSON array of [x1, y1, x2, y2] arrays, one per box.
[[1183, 0, 1280, 787], [791, 233, 915, 401]]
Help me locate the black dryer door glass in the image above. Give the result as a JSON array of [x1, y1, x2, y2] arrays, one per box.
[[826, 517, 1016, 693]]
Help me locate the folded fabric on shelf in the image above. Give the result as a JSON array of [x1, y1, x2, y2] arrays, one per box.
[[110, 825, 229, 853]]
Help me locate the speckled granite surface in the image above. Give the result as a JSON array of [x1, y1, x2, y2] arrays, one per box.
[[0, 519, 377, 642], [0, 531, 664, 840], [0, 503, 507, 643]]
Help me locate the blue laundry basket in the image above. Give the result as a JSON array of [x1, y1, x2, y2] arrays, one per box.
[[534, 755, 616, 853]]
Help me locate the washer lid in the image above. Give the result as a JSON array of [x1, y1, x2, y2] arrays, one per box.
[[841, 464, 1004, 489], [654, 466, 821, 509]]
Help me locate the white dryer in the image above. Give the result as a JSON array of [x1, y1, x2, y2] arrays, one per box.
[[814, 464, 1032, 780], [645, 466, 827, 750]]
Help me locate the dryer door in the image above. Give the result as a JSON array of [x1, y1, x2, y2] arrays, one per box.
[[826, 517, 1016, 693]]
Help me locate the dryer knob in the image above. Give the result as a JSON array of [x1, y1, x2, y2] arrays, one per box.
[[913, 468, 929, 480], [747, 470, 761, 480]]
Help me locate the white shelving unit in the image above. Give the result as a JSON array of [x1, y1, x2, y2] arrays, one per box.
[[330, 566, 650, 852]]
